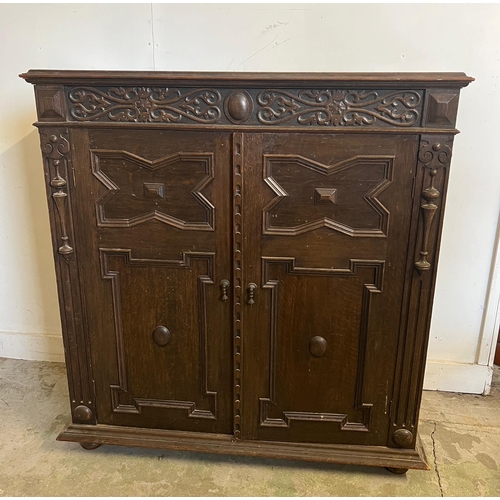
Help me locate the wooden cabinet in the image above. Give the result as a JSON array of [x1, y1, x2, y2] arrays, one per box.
[[21, 70, 473, 472]]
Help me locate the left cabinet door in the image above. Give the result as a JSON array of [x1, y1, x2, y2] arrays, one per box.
[[70, 128, 233, 434]]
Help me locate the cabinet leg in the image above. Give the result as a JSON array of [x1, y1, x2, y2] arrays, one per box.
[[80, 442, 102, 450], [386, 467, 409, 475]]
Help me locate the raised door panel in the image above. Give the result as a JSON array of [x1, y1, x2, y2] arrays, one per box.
[[71, 129, 233, 434], [241, 133, 418, 446]]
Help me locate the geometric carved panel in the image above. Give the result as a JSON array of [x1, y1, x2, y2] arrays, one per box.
[[91, 150, 214, 230], [100, 249, 217, 418], [263, 154, 394, 237], [259, 257, 383, 431]]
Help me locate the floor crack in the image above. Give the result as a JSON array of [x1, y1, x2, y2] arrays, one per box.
[[431, 421, 444, 497]]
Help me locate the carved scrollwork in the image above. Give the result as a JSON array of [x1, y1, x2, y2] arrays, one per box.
[[68, 86, 222, 123], [418, 139, 452, 169], [42, 131, 70, 157], [256, 89, 422, 127], [64, 86, 426, 127]]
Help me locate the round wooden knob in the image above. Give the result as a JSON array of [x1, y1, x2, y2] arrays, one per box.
[[392, 428, 414, 448], [309, 336, 328, 358], [152, 326, 171, 346], [74, 405, 93, 422]]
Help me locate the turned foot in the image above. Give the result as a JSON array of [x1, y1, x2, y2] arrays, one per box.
[[79, 442, 102, 450], [386, 467, 408, 475]]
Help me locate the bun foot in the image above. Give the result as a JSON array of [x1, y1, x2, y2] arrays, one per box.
[[386, 467, 408, 475], [80, 442, 102, 450]]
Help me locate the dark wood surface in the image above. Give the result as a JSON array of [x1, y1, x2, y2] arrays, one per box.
[[73, 129, 233, 433], [23, 70, 471, 472], [241, 133, 417, 447]]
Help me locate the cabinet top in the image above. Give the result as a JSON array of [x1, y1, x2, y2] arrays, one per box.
[[22, 70, 473, 132], [20, 70, 474, 88]]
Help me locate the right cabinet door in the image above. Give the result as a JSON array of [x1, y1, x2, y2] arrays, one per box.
[[241, 133, 419, 446]]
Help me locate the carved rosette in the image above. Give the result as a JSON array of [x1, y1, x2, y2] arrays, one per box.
[[68, 86, 222, 123], [256, 89, 422, 127], [41, 130, 74, 257], [414, 140, 452, 275]]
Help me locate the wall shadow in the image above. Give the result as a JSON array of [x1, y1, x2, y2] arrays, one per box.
[[0, 126, 63, 358]]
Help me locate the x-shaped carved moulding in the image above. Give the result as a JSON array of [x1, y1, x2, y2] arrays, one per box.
[[263, 154, 394, 237], [91, 150, 214, 230]]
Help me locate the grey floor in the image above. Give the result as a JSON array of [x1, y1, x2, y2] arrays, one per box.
[[0, 358, 499, 496]]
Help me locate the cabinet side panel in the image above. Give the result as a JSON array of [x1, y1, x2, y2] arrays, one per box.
[[390, 134, 454, 447], [37, 127, 96, 424]]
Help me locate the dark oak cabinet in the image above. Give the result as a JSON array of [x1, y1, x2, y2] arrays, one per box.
[[22, 70, 472, 472]]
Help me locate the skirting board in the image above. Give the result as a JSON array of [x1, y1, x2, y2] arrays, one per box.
[[58, 423, 429, 471], [0, 331, 64, 363], [423, 360, 492, 395], [0, 331, 492, 395]]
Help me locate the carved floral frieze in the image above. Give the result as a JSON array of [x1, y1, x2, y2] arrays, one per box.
[[256, 90, 422, 127], [68, 86, 222, 123], [66, 86, 423, 127]]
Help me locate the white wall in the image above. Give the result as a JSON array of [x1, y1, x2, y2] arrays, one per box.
[[0, 3, 499, 392]]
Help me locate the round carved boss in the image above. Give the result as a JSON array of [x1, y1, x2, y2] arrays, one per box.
[[152, 326, 171, 347], [74, 405, 93, 422], [224, 91, 253, 124], [392, 428, 414, 448], [309, 336, 328, 358]]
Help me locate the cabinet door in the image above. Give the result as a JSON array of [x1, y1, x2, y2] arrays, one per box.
[[241, 133, 418, 445], [71, 129, 233, 434]]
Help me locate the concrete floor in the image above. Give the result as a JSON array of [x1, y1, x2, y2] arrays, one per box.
[[0, 358, 499, 497]]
